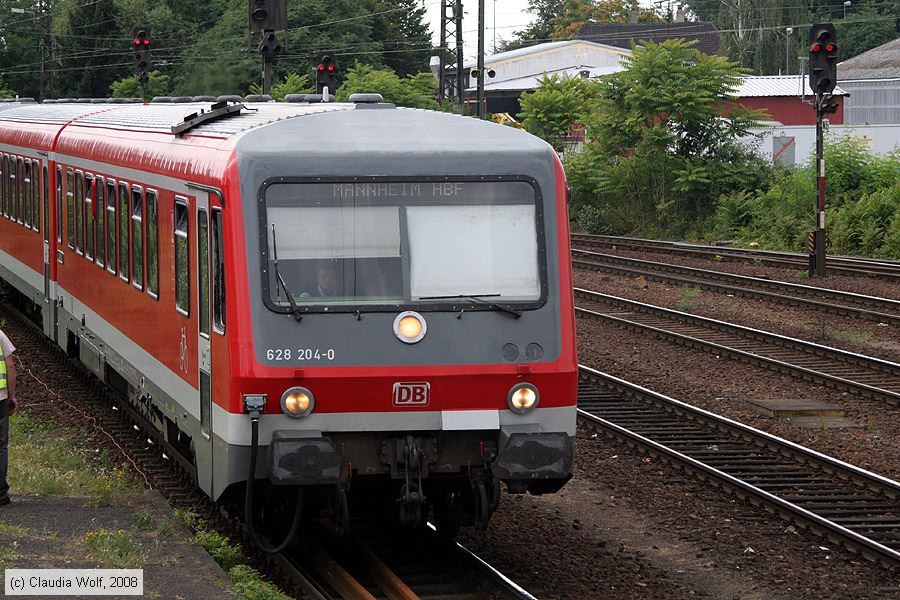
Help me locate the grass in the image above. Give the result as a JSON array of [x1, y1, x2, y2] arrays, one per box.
[[803, 323, 873, 344], [677, 285, 702, 312], [7, 412, 141, 506], [195, 530, 245, 572], [82, 528, 144, 568], [229, 565, 293, 600], [795, 270, 810, 279]]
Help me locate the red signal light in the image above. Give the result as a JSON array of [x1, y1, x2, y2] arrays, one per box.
[[318, 64, 325, 71], [825, 43, 834, 51], [811, 43, 821, 52], [328, 65, 334, 72], [144, 39, 150, 45], [134, 39, 140, 45]]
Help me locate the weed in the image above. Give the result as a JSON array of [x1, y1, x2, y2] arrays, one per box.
[[86, 466, 133, 507], [803, 323, 873, 344], [175, 509, 202, 530], [135, 509, 154, 530], [83, 528, 143, 568], [603, 541, 620, 556], [795, 270, 810, 280], [195, 530, 245, 572], [751, 258, 763, 267], [713, 255, 724, 262], [229, 565, 293, 600], [677, 285, 701, 312], [0, 523, 29, 536], [156, 521, 170, 536]]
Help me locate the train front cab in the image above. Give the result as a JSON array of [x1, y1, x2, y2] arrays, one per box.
[[223, 109, 578, 527]]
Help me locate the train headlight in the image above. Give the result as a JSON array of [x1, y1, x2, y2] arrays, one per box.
[[507, 383, 539, 414], [393, 311, 426, 344], [280, 387, 315, 418]]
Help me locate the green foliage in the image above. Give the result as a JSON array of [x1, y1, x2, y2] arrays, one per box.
[[195, 530, 245, 572], [83, 529, 143, 568], [519, 74, 599, 150], [109, 72, 170, 99], [710, 138, 900, 259], [229, 565, 293, 600], [335, 62, 436, 109], [567, 39, 769, 237], [248, 72, 314, 100]]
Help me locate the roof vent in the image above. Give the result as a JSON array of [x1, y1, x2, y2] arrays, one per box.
[[349, 93, 383, 103], [91, 98, 106, 104], [152, 96, 173, 103], [172, 96, 194, 103], [42, 99, 58, 104], [244, 94, 273, 102], [217, 95, 243, 103], [193, 95, 217, 102], [123, 98, 143, 104], [107, 98, 125, 103], [76, 97, 91, 103], [58, 98, 76, 103], [0, 98, 15, 103], [285, 93, 335, 103]]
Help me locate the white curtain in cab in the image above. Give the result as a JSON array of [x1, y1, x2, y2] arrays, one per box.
[[267, 206, 401, 259], [407, 205, 540, 299]]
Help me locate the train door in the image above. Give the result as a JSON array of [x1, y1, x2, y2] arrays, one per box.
[[41, 162, 56, 342], [196, 193, 214, 493]]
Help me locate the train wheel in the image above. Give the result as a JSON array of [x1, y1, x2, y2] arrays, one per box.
[[433, 491, 460, 539]]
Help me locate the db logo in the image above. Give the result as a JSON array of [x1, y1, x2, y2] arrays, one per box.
[[393, 382, 430, 407]]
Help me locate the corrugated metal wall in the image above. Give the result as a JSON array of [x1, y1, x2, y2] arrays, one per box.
[[841, 79, 900, 125]]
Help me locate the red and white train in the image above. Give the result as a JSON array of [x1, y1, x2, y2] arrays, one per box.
[[0, 96, 576, 534]]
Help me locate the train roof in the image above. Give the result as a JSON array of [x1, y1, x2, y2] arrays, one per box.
[[0, 100, 356, 138]]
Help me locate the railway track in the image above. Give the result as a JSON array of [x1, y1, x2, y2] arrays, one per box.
[[571, 234, 900, 281], [572, 248, 900, 325], [577, 366, 900, 567], [574, 288, 900, 405], [0, 302, 535, 600]]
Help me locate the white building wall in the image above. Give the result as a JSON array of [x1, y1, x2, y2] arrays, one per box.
[[746, 123, 900, 165], [479, 43, 629, 84]]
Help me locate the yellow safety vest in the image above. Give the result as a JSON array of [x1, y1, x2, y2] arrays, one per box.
[[0, 351, 6, 390]]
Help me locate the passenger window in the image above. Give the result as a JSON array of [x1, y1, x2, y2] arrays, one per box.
[[106, 181, 116, 274], [15, 157, 22, 224], [85, 175, 95, 260], [212, 208, 226, 334], [31, 160, 39, 232], [23, 159, 30, 228], [75, 171, 83, 253], [66, 169, 74, 248], [146, 190, 158, 299], [42, 164, 49, 241], [131, 186, 144, 289], [8, 156, 16, 222], [198, 208, 210, 336], [56, 166, 63, 243], [118, 182, 129, 281], [174, 199, 189, 316], [0, 155, 5, 218], [95, 177, 105, 267]]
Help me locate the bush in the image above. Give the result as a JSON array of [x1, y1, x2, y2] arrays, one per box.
[[830, 184, 900, 258]]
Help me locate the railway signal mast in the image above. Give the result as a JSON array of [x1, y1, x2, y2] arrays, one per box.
[[132, 27, 151, 101], [249, 0, 287, 94], [807, 23, 838, 278]]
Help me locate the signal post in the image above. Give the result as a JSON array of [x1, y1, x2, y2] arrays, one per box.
[[807, 24, 838, 278]]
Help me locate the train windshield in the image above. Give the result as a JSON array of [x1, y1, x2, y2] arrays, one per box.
[[262, 180, 544, 312]]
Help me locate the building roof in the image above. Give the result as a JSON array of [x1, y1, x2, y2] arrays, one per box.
[[462, 39, 628, 69], [466, 65, 624, 92], [578, 21, 721, 55], [838, 37, 900, 81], [737, 76, 847, 98]]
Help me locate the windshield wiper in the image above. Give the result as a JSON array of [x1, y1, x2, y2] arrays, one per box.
[[271, 224, 303, 322], [420, 293, 523, 318]]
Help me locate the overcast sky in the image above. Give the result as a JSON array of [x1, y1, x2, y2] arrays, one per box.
[[423, 0, 661, 60]]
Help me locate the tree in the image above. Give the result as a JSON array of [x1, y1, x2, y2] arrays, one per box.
[[572, 39, 768, 234], [364, 0, 432, 76], [248, 72, 314, 100], [835, 9, 898, 62], [54, 0, 123, 97], [109, 72, 170, 98], [335, 62, 435, 109], [519, 74, 600, 150]]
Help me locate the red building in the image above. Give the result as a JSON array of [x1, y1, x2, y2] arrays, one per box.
[[735, 76, 846, 125]]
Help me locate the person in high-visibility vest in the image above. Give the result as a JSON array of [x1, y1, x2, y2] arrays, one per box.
[[0, 328, 16, 506]]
